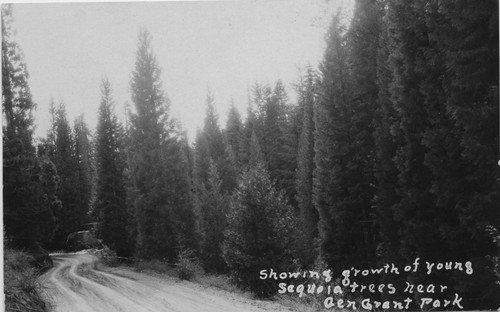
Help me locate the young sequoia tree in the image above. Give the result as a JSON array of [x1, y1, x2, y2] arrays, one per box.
[[295, 67, 318, 266], [95, 78, 129, 256], [51, 103, 87, 249], [223, 152, 298, 297], [128, 30, 196, 260], [375, 0, 499, 307], [74, 114, 94, 223], [314, 12, 363, 272], [2, 5, 56, 248]]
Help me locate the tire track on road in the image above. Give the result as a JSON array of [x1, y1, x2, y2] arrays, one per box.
[[43, 253, 163, 312], [41, 252, 292, 312]]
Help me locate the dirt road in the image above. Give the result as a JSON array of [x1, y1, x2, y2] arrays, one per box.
[[40, 252, 292, 312]]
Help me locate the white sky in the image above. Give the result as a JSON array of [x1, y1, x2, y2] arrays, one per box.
[[10, 0, 353, 142]]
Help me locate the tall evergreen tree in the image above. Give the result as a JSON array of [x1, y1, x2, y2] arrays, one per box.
[[373, 0, 499, 307], [128, 29, 173, 259], [429, 0, 499, 266], [283, 99, 303, 210], [295, 67, 318, 266], [2, 4, 56, 248], [202, 91, 225, 160], [373, 2, 401, 264], [224, 101, 242, 166], [50, 103, 87, 249], [343, 0, 380, 267], [267, 81, 298, 205], [128, 29, 196, 260], [163, 129, 199, 253], [74, 115, 94, 222], [383, 0, 436, 264], [36, 156, 61, 246], [193, 130, 211, 187], [238, 96, 257, 167], [262, 81, 287, 176], [314, 11, 360, 271], [197, 160, 228, 272], [37, 99, 58, 158], [193, 93, 238, 270], [95, 78, 129, 256], [194, 91, 236, 193], [239, 81, 298, 204], [313, 1, 381, 272], [37, 99, 62, 248], [249, 129, 264, 166]]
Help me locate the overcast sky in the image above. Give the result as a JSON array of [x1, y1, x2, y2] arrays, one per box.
[[11, 0, 353, 142]]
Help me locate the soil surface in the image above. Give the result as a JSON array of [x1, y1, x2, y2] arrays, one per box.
[[40, 252, 291, 312]]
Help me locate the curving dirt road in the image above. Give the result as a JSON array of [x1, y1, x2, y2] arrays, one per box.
[[40, 252, 292, 312]]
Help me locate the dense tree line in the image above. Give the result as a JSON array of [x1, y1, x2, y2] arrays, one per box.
[[3, 5, 57, 249], [3, 1, 498, 309]]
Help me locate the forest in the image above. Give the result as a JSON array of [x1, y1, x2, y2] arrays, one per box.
[[3, 0, 499, 310]]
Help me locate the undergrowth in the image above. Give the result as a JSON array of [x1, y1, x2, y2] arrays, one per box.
[[135, 259, 176, 275], [4, 248, 50, 312], [195, 274, 245, 295], [175, 248, 203, 280], [94, 246, 251, 302]]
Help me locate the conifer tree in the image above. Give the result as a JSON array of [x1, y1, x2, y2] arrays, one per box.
[[128, 29, 174, 259], [382, 0, 436, 264], [240, 81, 297, 204], [249, 129, 264, 166], [372, 3, 401, 263], [428, 0, 499, 263], [180, 130, 195, 181], [36, 156, 61, 246], [295, 67, 318, 265], [194, 130, 211, 185], [373, 1, 499, 307], [343, 0, 380, 267], [163, 132, 198, 253], [37, 100, 62, 248], [266, 81, 297, 205], [37, 99, 58, 158], [194, 91, 236, 193], [314, 11, 359, 271], [224, 101, 242, 165], [238, 98, 257, 167], [203, 91, 225, 160], [197, 160, 228, 272], [282, 101, 303, 210], [2, 4, 56, 248], [128, 29, 196, 260], [193, 94, 238, 270], [74, 114, 94, 221], [50, 103, 87, 249], [262, 81, 286, 175], [95, 78, 129, 256], [223, 162, 298, 297], [314, 1, 381, 272]]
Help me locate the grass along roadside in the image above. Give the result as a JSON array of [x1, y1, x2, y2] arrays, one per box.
[[104, 257, 246, 295], [91, 247, 251, 297], [4, 247, 51, 312]]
